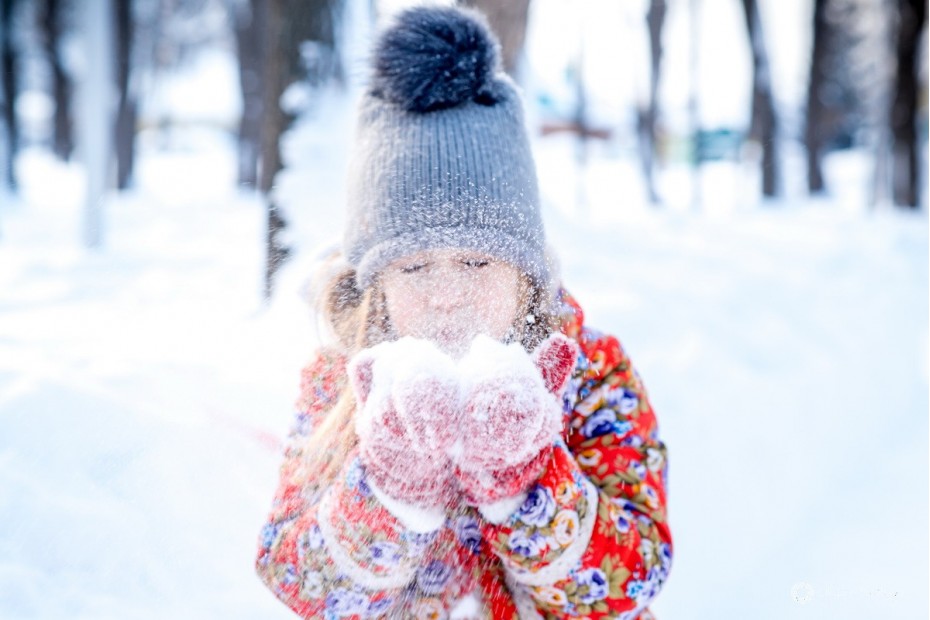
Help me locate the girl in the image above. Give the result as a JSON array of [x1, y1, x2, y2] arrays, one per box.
[[256, 6, 672, 619]]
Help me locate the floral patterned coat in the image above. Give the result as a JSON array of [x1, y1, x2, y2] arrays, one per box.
[[256, 290, 672, 619]]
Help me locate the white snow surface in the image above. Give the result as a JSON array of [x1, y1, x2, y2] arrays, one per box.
[[459, 335, 542, 393], [1, 13, 928, 620]]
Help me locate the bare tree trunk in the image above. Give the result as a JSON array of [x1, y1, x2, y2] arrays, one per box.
[[261, 0, 290, 299], [805, 0, 830, 194], [890, 0, 926, 208], [573, 42, 588, 211], [78, 0, 115, 248], [1, 0, 18, 190], [458, 0, 530, 77], [870, 0, 896, 208], [741, 0, 779, 198], [114, 0, 136, 190], [258, 0, 344, 298], [235, 0, 265, 188], [42, 0, 73, 161], [689, 0, 701, 210], [639, 0, 665, 205]]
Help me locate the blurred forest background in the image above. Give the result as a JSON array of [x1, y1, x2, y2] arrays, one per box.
[[0, 0, 926, 294]]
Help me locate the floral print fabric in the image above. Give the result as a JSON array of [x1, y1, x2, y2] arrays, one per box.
[[256, 291, 672, 618]]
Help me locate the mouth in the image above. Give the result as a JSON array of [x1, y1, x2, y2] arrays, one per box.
[[428, 327, 473, 358]]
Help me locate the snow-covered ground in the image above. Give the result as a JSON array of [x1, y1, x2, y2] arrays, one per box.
[[2, 119, 926, 619], [1, 2, 927, 618], [0, 143, 306, 619]]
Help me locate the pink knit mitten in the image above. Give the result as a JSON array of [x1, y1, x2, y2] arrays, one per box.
[[348, 337, 461, 528], [453, 334, 577, 519]]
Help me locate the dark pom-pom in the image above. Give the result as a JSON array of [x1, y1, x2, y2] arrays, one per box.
[[372, 6, 502, 113]]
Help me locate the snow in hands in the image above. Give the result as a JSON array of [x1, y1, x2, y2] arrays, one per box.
[[348, 333, 577, 529]]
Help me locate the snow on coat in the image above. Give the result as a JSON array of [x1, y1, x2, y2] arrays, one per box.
[[256, 290, 673, 619]]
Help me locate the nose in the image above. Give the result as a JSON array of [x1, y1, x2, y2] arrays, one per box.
[[426, 268, 470, 311]]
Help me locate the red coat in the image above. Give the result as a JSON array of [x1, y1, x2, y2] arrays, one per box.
[[256, 290, 672, 619]]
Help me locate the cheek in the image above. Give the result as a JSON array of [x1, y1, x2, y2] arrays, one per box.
[[383, 284, 422, 337], [482, 282, 522, 334]]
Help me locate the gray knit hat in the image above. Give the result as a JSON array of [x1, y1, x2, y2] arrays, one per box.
[[343, 5, 548, 290]]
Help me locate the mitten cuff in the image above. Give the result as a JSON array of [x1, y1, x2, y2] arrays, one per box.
[[368, 478, 447, 534], [478, 492, 528, 525]]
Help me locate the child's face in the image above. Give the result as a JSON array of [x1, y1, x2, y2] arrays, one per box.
[[381, 248, 525, 357]]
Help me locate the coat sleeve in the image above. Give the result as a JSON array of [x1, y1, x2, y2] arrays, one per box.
[[479, 330, 673, 619], [255, 350, 436, 618]]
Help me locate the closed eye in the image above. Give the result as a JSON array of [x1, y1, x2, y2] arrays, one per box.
[[463, 259, 489, 268], [400, 262, 427, 274]]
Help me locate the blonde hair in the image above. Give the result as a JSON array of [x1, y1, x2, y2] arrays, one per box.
[[299, 251, 558, 487]]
